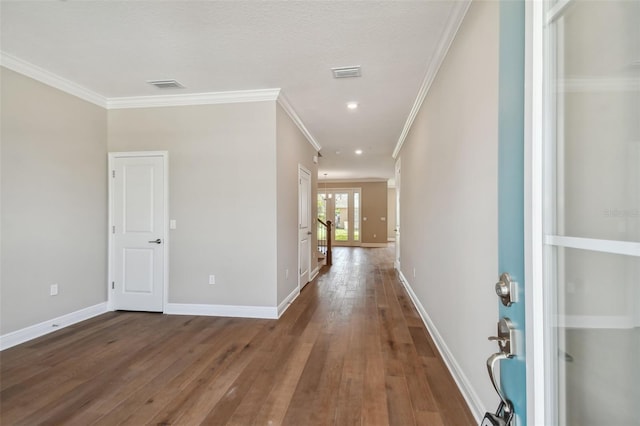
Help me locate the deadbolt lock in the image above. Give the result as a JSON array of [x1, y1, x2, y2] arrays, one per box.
[[495, 273, 517, 307]]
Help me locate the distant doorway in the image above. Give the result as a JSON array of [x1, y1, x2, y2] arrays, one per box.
[[318, 188, 361, 246]]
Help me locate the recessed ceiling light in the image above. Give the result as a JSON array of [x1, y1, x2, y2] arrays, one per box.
[[355, 149, 363, 155], [347, 102, 358, 110]]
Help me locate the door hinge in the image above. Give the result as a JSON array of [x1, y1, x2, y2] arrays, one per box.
[[111, 281, 115, 290], [112, 170, 115, 178], [112, 225, 115, 234]]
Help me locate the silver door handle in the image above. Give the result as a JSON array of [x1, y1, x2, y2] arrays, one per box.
[[307, 232, 312, 235], [148, 238, 162, 244]]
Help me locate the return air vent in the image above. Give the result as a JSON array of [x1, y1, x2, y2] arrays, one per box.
[[331, 66, 361, 79], [147, 79, 184, 89]]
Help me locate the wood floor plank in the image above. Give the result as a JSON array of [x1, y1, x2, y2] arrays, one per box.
[[0, 245, 476, 426]]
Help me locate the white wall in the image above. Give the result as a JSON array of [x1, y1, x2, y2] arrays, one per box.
[[108, 102, 278, 308], [1, 68, 108, 334], [396, 0, 499, 416], [275, 103, 318, 305]]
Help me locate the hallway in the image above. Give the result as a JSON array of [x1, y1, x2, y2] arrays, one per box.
[[1, 246, 475, 425]]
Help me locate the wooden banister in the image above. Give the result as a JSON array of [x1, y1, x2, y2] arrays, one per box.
[[317, 219, 332, 267]]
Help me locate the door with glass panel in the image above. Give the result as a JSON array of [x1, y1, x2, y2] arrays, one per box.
[[543, 1, 639, 424], [319, 188, 361, 246]]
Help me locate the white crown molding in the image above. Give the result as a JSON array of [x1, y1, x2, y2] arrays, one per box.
[[0, 302, 108, 351], [0, 52, 108, 108], [107, 88, 282, 109], [392, 0, 472, 159], [277, 92, 322, 151], [319, 177, 388, 183]]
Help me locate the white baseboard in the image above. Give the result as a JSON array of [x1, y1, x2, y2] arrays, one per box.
[[278, 286, 300, 318], [164, 303, 278, 319], [398, 271, 484, 422], [360, 243, 388, 248], [0, 302, 109, 351], [310, 266, 320, 281]]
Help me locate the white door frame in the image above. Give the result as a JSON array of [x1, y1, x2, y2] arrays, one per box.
[[525, 1, 546, 424], [298, 164, 312, 288], [107, 151, 169, 312]]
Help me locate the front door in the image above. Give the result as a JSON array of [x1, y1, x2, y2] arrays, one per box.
[[109, 152, 167, 312], [299, 166, 311, 288], [495, 0, 527, 424], [541, 1, 639, 424]]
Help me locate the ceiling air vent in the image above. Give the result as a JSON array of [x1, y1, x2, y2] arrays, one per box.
[[331, 66, 361, 79], [147, 79, 184, 89]]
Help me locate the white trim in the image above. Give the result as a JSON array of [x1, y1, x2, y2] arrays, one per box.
[[398, 271, 484, 423], [318, 178, 388, 184], [310, 265, 320, 281], [0, 52, 107, 108], [277, 286, 301, 318], [277, 93, 322, 151], [0, 302, 108, 351], [546, 0, 574, 25], [107, 151, 169, 312], [526, 1, 547, 425], [558, 77, 640, 92], [557, 315, 638, 330], [392, 0, 471, 159], [360, 243, 388, 248], [164, 303, 278, 319], [107, 88, 281, 109], [387, 237, 396, 242], [544, 235, 640, 257]]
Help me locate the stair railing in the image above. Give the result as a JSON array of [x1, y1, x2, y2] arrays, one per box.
[[317, 219, 332, 266]]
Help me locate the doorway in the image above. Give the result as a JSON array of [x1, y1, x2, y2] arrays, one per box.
[[108, 152, 168, 312], [319, 188, 361, 246]]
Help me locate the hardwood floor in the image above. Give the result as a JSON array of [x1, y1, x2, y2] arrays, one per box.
[[0, 245, 475, 425]]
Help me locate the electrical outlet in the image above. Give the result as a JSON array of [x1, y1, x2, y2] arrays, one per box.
[[208, 275, 216, 285], [50, 284, 59, 296]]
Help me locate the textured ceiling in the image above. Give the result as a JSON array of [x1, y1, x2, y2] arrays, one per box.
[[1, 1, 463, 182]]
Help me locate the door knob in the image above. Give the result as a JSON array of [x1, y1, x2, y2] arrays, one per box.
[[148, 238, 162, 244], [495, 272, 517, 306]]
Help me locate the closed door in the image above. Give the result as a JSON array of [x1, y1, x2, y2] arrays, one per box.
[[542, 1, 639, 424], [324, 188, 361, 246], [109, 152, 167, 312], [299, 166, 311, 288]]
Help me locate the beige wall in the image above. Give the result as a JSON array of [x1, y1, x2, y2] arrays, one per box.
[[396, 0, 499, 414], [323, 181, 388, 244], [108, 102, 278, 308], [1, 68, 108, 334], [275, 104, 318, 304]]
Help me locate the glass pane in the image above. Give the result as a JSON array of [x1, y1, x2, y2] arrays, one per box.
[[317, 193, 326, 222], [555, 0, 640, 242], [334, 192, 349, 241], [553, 247, 639, 425], [353, 192, 360, 241]]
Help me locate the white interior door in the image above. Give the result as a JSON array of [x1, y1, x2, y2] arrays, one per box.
[[109, 152, 167, 312], [299, 166, 311, 288]]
